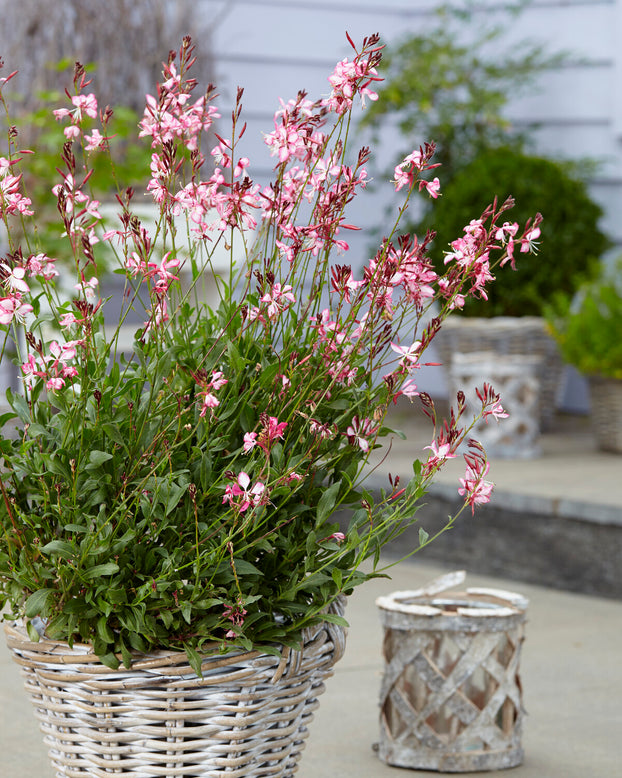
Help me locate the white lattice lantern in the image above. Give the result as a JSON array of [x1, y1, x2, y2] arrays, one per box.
[[450, 351, 542, 459], [376, 571, 528, 773]]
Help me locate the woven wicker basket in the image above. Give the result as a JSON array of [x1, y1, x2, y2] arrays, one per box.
[[434, 316, 562, 431], [4, 598, 346, 778], [588, 375, 622, 453], [376, 572, 527, 773]]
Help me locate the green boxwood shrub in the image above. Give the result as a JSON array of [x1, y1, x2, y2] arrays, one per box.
[[425, 148, 610, 317]]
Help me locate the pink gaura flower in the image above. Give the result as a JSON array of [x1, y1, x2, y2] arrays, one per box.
[[520, 225, 541, 253], [260, 283, 295, 320], [59, 312, 79, 328], [390, 341, 421, 367], [0, 264, 30, 294], [223, 600, 248, 638], [46, 376, 66, 391], [0, 295, 33, 325], [322, 532, 345, 544], [75, 277, 99, 300], [423, 177, 441, 199], [26, 253, 58, 280], [494, 221, 519, 243], [210, 371, 228, 391], [399, 379, 419, 399], [243, 432, 257, 453], [84, 129, 107, 151], [147, 252, 181, 294], [393, 146, 438, 192], [330, 264, 364, 302], [458, 460, 494, 514], [71, 93, 98, 120], [325, 54, 380, 114], [257, 416, 288, 452], [394, 150, 424, 191], [475, 382, 509, 423], [423, 438, 457, 476], [199, 393, 220, 416], [346, 416, 379, 453], [222, 472, 265, 512], [196, 370, 228, 417]]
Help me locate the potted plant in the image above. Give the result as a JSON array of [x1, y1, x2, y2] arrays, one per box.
[[0, 36, 539, 776], [425, 147, 609, 432], [547, 261, 622, 453]]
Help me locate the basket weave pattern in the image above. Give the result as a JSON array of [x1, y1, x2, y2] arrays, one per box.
[[588, 375, 622, 453], [434, 316, 562, 431], [376, 582, 527, 772], [4, 599, 346, 778]]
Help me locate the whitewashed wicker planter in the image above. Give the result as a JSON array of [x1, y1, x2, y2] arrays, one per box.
[[434, 316, 562, 431], [376, 572, 528, 773], [4, 598, 346, 778], [588, 375, 622, 454], [449, 351, 542, 459]]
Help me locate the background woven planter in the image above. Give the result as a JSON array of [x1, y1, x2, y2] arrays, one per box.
[[376, 572, 527, 773], [449, 351, 542, 459], [588, 375, 622, 454], [434, 316, 562, 432], [4, 598, 346, 778]]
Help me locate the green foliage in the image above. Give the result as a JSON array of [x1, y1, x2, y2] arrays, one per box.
[[546, 261, 622, 379], [425, 148, 609, 317], [362, 1, 565, 184]]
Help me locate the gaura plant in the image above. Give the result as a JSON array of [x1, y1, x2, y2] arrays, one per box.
[[0, 35, 541, 671]]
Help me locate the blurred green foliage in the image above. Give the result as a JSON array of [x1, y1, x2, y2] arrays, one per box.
[[547, 260, 622, 379]]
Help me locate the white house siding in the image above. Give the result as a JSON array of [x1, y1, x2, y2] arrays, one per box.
[[202, 0, 621, 405]]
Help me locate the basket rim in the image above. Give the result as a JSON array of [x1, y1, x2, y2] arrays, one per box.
[[3, 595, 347, 681]]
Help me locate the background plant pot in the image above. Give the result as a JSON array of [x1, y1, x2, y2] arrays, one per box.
[[435, 316, 563, 432], [449, 351, 542, 459], [4, 600, 346, 778], [588, 375, 622, 454], [376, 572, 528, 773]]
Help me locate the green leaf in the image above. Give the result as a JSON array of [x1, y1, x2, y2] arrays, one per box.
[[0, 410, 16, 427], [63, 524, 88, 534], [86, 450, 114, 469], [83, 563, 120, 579], [184, 643, 204, 678], [96, 616, 115, 644], [101, 423, 128, 450], [25, 588, 54, 618], [181, 603, 192, 624], [165, 482, 188, 516], [315, 482, 341, 528], [7, 389, 31, 423], [41, 540, 74, 560], [231, 559, 263, 577], [318, 612, 349, 628], [97, 652, 120, 670], [159, 609, 174, 629], [120, 639, 133, 669], [26, 621, 41, 642]]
